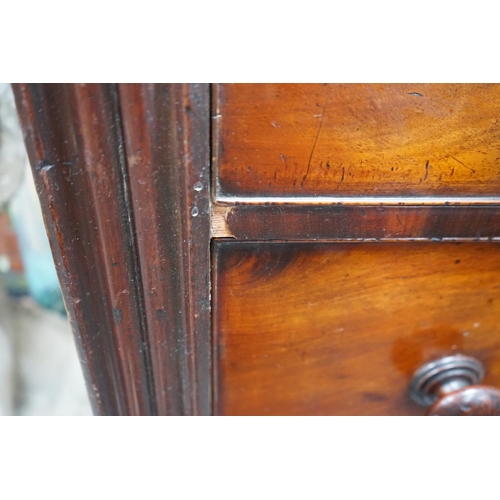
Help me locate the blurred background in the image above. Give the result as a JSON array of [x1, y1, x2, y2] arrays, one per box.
[[0, 83, 91, 415]]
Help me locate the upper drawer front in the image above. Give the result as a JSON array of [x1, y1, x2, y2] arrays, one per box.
[[215, 84, 500, 199]]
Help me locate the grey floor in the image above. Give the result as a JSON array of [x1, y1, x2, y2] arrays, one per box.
[[0, 285, 92, 416]]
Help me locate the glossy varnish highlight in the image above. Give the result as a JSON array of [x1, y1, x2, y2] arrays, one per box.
[[214, 242, 500, 415]]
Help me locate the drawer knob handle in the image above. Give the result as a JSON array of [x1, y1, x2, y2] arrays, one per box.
[[409, 354, 500, 415]]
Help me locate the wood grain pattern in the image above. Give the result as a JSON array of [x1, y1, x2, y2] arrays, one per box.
[[215, 84, 500, 199], [119, 84, 211, 415], [214, 242, 500, 415], [15, 83, 500, 416], [216, 204, 500, 241]]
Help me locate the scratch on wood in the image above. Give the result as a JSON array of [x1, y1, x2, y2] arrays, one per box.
[[280, 154, 289, 172], [451, 156, 476, 174], [424, 160, 429, 181], [301, 103, 327, 188], [35, 159, 55, 172]]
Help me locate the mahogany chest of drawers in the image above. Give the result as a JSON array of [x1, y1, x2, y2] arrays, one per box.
[[14, 83, 500, 415]]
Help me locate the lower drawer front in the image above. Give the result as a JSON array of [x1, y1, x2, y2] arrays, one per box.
[[213, 242, 500, 415]]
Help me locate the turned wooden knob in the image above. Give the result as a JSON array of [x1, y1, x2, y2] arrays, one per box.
[[409, 354, 500, 416]]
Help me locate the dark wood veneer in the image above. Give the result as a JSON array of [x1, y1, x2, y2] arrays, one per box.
[[12, 83, 500, 416], [118, 84, 211, 415], [13, 83, 211, 415], [13, 84, 154, 415], [215, 204, 500, 241]]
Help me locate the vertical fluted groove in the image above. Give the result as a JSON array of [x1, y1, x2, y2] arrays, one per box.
[[119, 84, 211, 415]]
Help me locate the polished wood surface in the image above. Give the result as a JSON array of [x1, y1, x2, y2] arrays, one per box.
[[215, 84, 500, 199], [214, 241, 500, 415], [215, 204, 500, 241], [428, 386, 500, 416], [119, 84, 211, 415], [14, 83, 500, 416], [13, 83, 212, 415], [13, 84, 155, 415]]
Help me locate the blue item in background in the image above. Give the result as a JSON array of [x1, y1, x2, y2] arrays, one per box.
[[9, 163, 65, 315]]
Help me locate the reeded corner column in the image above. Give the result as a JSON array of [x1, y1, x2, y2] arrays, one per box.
[[13, 84, 211, 415]]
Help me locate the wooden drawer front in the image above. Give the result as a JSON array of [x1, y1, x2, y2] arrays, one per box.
[[215, 84, 500, 199], [214, 242, 500, 415]]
